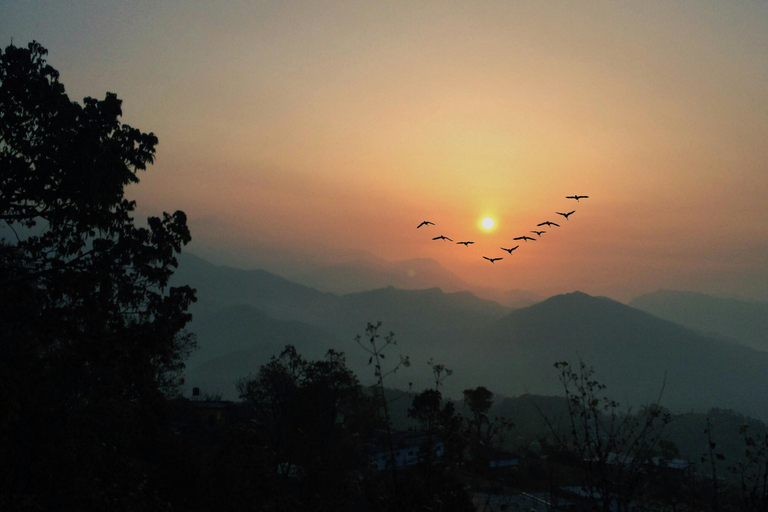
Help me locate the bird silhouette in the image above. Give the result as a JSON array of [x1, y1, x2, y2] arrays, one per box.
[[556, 210, 575, 220], [566, 195, 589, 201], [483, 256, 503, 263], [514, 236, 536, 242], [531, 230, 546, 237], [417, 221, 435, 228], [432, 235, 453, 241], [537, 221, 560, 227], [456, 241, 474, 246], [501, 245, 519, 254]]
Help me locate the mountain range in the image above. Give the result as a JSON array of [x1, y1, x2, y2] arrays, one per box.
[[629, 289, 768, 351], [292, 254, 540, 308], [470, 291, 768, 419], [174, 253, 768, 421]]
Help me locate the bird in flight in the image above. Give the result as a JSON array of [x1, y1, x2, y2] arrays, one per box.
[[483, 256, 503, 263], [501, 245, 519, 254], [556, 210, 575, 220], [531, 230, 546, 237], [537, 221, 560, 227], [456, 241, 474, 246], [514, 236, 536, 242], [432, 235, 453, 241], [566, 195, 589, 201], [417, 221, 435, 228]]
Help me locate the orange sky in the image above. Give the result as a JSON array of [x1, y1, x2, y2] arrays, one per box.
[[3, 1, 767, 301]]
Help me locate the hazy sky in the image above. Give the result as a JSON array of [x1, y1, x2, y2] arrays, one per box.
[[3, 1, 767, 302]]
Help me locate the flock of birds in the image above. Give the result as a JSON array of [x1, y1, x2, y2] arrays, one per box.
[[416, 195, 589, 264]]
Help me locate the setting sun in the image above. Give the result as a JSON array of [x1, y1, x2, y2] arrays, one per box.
[[481, 217, 495, 230]]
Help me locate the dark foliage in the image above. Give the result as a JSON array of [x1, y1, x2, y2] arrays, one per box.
[[236, 346, 368, 491], [0, 41, 195, 510], [464, 385, 494, 443]]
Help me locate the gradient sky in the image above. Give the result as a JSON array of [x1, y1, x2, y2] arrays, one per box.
[[3, 1, 767, 302]]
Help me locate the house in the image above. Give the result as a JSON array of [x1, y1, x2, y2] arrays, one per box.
[[368, 431, 445, 471], [472, 445, 519, 470]]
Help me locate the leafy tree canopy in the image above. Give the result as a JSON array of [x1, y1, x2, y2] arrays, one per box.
[[237, 345, 364, 459], [0, 41, 195, 510], [0, 40, 196, 401]]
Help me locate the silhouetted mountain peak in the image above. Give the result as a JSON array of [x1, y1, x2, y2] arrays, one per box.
[[508, 290, 623, 319], [477, 289, 768, 420]]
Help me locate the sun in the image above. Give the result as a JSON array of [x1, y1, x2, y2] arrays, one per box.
[[481, 217, 495, 230]]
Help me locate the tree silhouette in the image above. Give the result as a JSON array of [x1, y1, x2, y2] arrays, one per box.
[[409, 389, 444, 433], [464, 386, 494, 442], [542, 361, 672, 512], [355, 321, 410, 482], [236, 345, 366, 509], [0, 41, 195, 510]]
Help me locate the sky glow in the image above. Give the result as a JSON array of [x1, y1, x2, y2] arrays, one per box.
[[2, 1, 767, 301]]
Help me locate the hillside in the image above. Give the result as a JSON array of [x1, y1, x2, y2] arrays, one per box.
[[175, 254, 511, 397], [469, 292, 768, 420], [173, 255, 768, 420], [629, 289, 768, 351], [171, 252, 335, 321]]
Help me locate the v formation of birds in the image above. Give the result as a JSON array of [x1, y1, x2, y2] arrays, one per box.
[[416, 195, 589, 264]]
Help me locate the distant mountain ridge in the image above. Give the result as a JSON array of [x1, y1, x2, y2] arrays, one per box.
[[186, 304, 339, 368], [629, 289, 768, 351], [472, 291, 768, 419], [184, 303, 342, 399], [173, 253, 509, 335], [294, 254, 540, 308], [174, 253, 511, 397], [295, 256, 469, 294], [173, 254, 768, 421], [172, 252, 335, 320]]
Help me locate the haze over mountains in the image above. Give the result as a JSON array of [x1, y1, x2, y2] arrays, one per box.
[[293, 255, 540, 308], [175, 253, 768, 421], [629, 289, 768, 351], [472, 292, 768, 419]]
